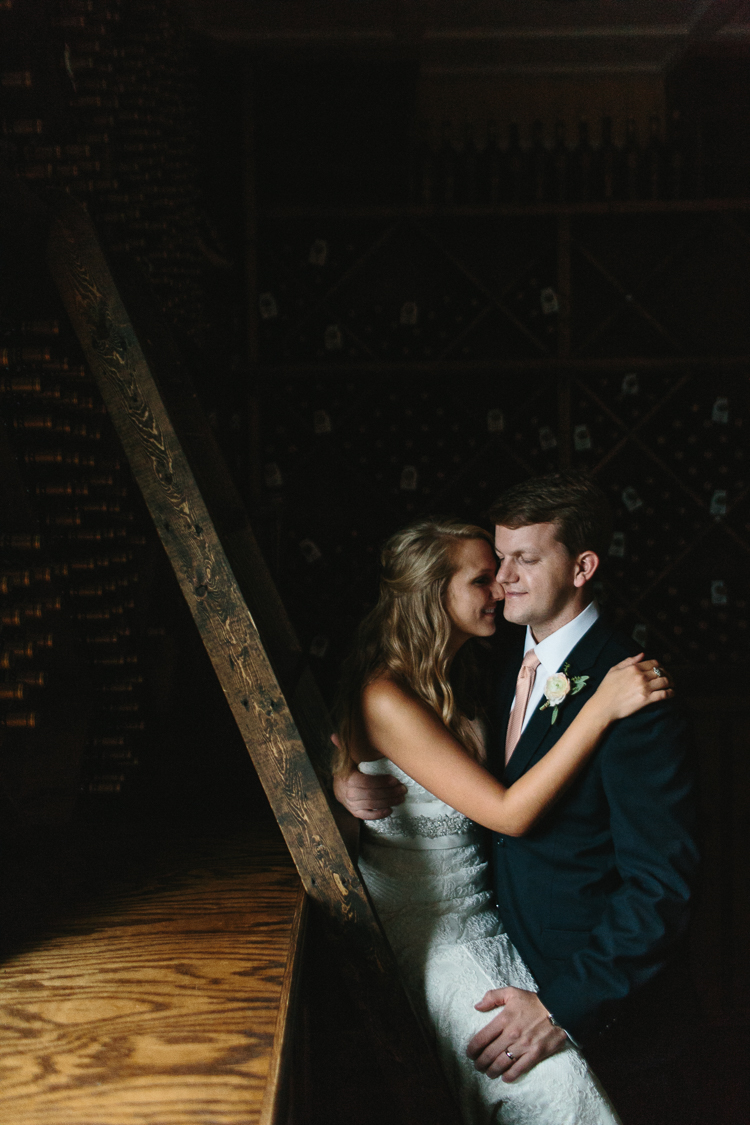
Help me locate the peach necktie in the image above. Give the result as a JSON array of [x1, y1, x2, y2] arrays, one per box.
[[505, 650, 541, 764]]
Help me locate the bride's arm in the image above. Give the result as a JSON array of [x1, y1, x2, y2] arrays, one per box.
[[360, 656, 672, 836]]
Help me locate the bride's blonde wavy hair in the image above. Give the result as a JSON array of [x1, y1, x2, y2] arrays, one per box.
[[332, 517, 494, 776]]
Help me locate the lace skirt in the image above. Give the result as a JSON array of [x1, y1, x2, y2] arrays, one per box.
[[358, 832, 622, 1125]]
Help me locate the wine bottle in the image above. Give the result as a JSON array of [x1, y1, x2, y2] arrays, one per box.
[[621, 118, 640, 201], [642, 115, 663, 201], [415, 120, 437, 206], [17, 670, 45, 686], [0, 684, 24, 700], [0, 533, 41, 549], [1, 712, 36, 728], [6, 119, 44, 134], [506, 123, 524, 205], [596, 116, 617, 202], [551, 121, 569, 203], [437, 120, 457, 206], [665, 109, 685, 201], [528, 120, 547, 204], [0, 569, 31, 593], [458, 121, 479, 205], [19, 320, 59, 335], [571, 120, 594, 203], [2, 642, 34, 660], [0, 375, 41, 393], [693, 115, 705, 199], [1, 346, 52, 364], [2, 71, 33, 88], [483, 121, 502, 206]]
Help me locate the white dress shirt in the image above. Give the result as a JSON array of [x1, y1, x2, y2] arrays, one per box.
[[513, 601, 601, 735]]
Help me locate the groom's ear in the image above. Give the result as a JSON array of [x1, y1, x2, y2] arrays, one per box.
[[573, 550, 600, 588]]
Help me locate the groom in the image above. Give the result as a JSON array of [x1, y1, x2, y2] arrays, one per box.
[[334, 471, 698, 1095]]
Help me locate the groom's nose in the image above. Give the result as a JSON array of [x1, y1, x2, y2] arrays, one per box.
[[497, 557, 517, 585]]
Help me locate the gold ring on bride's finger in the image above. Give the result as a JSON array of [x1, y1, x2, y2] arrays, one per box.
[[505, 1049, 517, 1061]]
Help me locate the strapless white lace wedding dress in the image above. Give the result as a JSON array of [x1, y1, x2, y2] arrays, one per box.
[[357, 758, 621, 1125]]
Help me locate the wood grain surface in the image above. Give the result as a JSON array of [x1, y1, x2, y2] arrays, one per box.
[[47, 199, 462, 1123], [0, 828, 302, 1125], [259, 891, 308, 1125]]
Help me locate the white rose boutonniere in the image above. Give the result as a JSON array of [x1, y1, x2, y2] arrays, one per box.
[[539, 662, 590, 725]]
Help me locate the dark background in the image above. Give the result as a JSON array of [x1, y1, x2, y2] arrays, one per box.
[[1, 2, 749, 1122]]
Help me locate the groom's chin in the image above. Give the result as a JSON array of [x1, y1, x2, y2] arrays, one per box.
[[502, 603, 527, 625]]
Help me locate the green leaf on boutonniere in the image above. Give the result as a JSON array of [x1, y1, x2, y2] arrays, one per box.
[[539, 665, 590, 727]]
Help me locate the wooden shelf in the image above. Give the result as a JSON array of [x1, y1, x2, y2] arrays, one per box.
[[259, 355, 750, 376], [0, 826, 305, 1125], [260, 198, 750, 220]]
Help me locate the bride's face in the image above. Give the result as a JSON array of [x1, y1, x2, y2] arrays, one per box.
[[444, 539, 503, 649]]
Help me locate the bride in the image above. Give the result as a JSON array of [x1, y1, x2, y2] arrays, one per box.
[[332, 517, 672, 1125]]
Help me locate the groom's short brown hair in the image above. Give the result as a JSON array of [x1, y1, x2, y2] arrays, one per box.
[[487, 471, 613, 559]]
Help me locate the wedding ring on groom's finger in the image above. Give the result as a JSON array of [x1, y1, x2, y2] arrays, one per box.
[[505, 1049, 517, 1061]]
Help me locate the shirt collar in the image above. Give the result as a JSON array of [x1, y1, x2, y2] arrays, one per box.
[[524, 600, 600, 675]]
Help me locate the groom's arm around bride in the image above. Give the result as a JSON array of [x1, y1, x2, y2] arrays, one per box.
[[468, 474, 699, 1089], [468, 616, 698, 1083]]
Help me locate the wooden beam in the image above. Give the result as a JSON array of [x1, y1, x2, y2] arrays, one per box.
[[47, 197, 462, 1125]]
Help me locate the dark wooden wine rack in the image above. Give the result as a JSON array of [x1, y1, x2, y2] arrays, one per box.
[[251, 195, 750, 1034], [1, 0, 250, 817], [253, 199, 750, 692], [0, 233, 154, 821]]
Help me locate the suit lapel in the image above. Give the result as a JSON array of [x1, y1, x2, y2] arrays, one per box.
[[504, 616, 614, 784]]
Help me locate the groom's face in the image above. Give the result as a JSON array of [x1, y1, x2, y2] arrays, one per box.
[[494, 522, 583, 638]]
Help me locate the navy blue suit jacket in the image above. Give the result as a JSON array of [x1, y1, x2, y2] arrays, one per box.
[[489, 616, 698, 1043]]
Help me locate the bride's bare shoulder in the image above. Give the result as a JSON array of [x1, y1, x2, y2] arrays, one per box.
[[362, 675, 430, 724], [362, 672, 407, 706]]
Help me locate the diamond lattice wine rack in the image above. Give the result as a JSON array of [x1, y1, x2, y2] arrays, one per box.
[[254, 205, 750, 695]]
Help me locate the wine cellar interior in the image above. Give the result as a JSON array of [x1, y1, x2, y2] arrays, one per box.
[[1, 2, 750, 1124]]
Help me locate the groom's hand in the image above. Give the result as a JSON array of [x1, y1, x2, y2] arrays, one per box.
[[467, 987, 567, 1081], [332, 768, 406, 820]]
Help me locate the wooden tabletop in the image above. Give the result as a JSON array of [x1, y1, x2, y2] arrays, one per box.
[[0, 824, 304, 1125]]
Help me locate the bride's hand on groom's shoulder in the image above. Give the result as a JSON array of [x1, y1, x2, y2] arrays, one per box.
[[593, 653, 675, 723], [332, 766, 407, 820], [466, 986, 567, 1082]]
